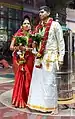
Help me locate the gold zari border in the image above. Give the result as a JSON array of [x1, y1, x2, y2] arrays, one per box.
[[27, 103, 57, 112]]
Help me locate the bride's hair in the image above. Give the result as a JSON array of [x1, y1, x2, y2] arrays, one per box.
[[21, 15, 31, 25], [23, 15, 30, 22]]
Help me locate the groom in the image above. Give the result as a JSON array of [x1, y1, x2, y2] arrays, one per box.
[[27, 6, 65, 114]]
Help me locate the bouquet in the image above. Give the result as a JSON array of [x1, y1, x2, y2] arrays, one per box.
[[29, 32, 44, 68], [30, 33, 42, 45], [14, 36, 27, 46], [14, 36, 28, 68]]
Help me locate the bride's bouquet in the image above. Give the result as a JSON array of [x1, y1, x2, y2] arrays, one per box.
[[14, 36, 27, 46], [14, 36, 28, 68]]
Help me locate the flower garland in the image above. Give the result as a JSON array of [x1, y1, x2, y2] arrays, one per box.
[[35, 18, 53, 58]]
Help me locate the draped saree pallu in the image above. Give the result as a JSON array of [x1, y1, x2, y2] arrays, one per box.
[[12, 29, 35, 108], [27, 18, 58, 113]]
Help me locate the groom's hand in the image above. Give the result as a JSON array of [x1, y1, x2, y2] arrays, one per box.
[[58, 61, 63, 70], [36, 53, 42, 58]]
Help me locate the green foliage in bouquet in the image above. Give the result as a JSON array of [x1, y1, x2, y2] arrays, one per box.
[[14, 36, 27, 46], [30, 33, 42, 45]]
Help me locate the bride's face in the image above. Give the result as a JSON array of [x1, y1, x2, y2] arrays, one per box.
[[22, 19, 31, 31]]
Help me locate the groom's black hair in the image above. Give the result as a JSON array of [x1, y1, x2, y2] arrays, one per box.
[[39, 6, 51, 13]]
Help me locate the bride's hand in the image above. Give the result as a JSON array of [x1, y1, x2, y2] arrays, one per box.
[[25, 46, 29, 51], [14, 46, 19, 51], [25, 46, 33, 51], [19, 45, 26, 51]]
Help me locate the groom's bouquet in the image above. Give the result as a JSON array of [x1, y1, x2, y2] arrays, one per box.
[[29, 32, 44, 68], [30, 33, 42, 46]]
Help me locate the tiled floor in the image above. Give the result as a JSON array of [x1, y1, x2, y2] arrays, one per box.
[[0, 68, 75, 119]]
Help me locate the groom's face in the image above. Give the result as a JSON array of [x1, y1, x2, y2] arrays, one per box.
[[39, 9, 49, 20]]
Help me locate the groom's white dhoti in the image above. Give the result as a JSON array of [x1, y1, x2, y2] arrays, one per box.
[[27, 62, 58, 112]]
